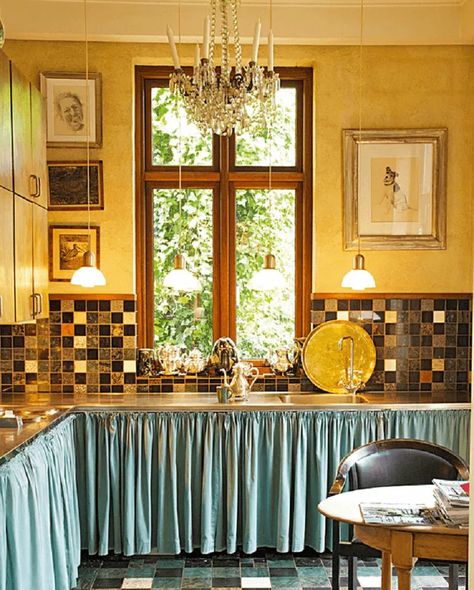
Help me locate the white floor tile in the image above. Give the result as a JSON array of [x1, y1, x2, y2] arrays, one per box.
[[241, 576, 272, 588], [121, 578, 154, 589]]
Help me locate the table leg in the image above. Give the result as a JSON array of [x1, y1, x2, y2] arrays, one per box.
[[381, 551, 392, 590], [391, 531, 417, 590]]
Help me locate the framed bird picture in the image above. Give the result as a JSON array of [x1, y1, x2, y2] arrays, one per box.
[[49, 225, 100, 281]]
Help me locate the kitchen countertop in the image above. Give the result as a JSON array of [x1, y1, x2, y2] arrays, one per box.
[[0, 390, 470, 463]]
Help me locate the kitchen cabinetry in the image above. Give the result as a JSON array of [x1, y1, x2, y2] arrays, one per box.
[[11, 63, 48, 208], [0, 50, 49, 323]]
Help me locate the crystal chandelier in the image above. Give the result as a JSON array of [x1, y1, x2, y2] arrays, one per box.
[[167, 0, 280, 136]]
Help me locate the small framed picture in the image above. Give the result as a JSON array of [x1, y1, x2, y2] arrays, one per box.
[[49, 225, 100, 281], [48, 161, 104, 210], [40, 71, 102, 148], [343, 128, 447, 250]]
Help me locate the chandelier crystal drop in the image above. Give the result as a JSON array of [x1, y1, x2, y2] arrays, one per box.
[[167, 0, 280, 136]]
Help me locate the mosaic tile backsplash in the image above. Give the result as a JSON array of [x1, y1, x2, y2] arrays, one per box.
[[0, 295, 471, 394]]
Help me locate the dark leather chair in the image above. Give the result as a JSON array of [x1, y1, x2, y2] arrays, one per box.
[[329, 439, 469, 590]]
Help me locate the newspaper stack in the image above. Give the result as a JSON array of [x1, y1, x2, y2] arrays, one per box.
[[432, 479, 469, 527]]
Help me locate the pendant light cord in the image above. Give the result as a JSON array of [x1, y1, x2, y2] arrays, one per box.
[[83, 0, 91, 246], [357, 0, 364, 257], [177, 0, 183, 252]]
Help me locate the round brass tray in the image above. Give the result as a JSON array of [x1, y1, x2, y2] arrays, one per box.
[[302, 320, 376, 393]]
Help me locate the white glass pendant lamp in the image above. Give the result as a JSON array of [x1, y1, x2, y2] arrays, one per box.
[[341, 253, 375, 290], [70, 0, 106, 288], [163, 253, 201, 292], [249, 253, 285, 291]]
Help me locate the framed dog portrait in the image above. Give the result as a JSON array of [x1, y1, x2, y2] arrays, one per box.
[[40, 72, 102, 148], [343, 129, 447, 250], [48, 161, 104, 210], [49, 225, 100, 281]]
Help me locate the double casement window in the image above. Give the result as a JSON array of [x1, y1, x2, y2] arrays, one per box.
[[136, 66, 312, 358]]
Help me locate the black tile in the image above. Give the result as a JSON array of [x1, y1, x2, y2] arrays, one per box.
[[312, 299, 324, 311], [93, 579, 124, 588], [74, 300, 87, 311], [49, 299, 61, 311], [75, 373, 87, 384], [434, 299, 445, 310], [75, 324, 87, 336], [212, 578, 241, 587], [124, 325, 136, 336], [349, 300, 360, 310], [361, 299, 373, 311], [159, 569, 182, 577], [87, 300, 99, 311], [111, 312, 123, 323], [446, 299, 457, 310], [100, 325, 111, 336], [62, 337, 74, 348], [62, 312, 74, 323], [87, 349, 99, 360], [325, 312, 336, 321], [12, 336, 24, 348], [124, 300, 136, 312], [99, 300, 111, 311], [337, 300, 348, 310]]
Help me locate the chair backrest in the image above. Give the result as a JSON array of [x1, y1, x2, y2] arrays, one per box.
[[330, 438, 469, 495]]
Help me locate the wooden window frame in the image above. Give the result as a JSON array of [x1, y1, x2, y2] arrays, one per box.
[[135, 65, 313, 350]]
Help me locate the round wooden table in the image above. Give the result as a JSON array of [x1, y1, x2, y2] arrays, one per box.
[[318, 485, 468, 590]]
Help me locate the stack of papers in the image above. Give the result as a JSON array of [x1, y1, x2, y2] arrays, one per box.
[[432, 479, 469, 527], [359, 503, 436, 526]]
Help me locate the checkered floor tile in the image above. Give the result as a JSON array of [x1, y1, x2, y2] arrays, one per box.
[[74, 551, 466, 590]]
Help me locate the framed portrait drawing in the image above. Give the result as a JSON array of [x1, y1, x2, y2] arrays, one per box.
[[48, 161, 104, 210], [40, 72, 102, 148], [49, 225, 100, 281], [343, 129, 447, 250]]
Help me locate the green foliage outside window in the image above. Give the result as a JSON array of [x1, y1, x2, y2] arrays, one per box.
[[152, 86, 297, 357]]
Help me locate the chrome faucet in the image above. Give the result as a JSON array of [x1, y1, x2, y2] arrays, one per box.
[[337, 336, 364, 395]]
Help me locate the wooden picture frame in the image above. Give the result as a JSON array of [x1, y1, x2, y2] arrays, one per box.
[[49, 225, 100, 281], [343, 128, 447, 250], [48, 161, 104, 210], [40, 71, 102, 148]]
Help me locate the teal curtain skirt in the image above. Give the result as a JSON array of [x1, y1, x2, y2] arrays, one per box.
[[0, 416, 80, 590], [0, 408, 469, 590], [74, 409, 470, 557]]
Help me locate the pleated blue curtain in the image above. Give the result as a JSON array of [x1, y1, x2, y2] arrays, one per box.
[[76, 409, 467, 556], [0, 416, 80, 590]]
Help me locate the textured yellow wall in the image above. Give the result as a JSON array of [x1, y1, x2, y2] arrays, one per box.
[[4, 41, 474, 294]]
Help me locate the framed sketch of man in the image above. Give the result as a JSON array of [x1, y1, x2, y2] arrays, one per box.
[[40, 72, 102, 147], [343, 129, 447, 250]]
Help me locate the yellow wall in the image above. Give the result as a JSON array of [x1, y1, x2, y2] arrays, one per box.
[[4, 40, 474, 294]]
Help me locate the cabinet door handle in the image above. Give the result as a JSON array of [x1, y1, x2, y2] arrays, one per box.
[[31, 293, 37, 318], [36, 293, 43, 316], [0, 295, 3, 319], [29, 175, 40, 198]]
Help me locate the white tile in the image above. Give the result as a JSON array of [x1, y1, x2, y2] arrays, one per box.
[[121, 579, 153, 589], [74, 336, 87, 349], [385, 311, 397, 323], [432, 358, 445, 371], [384, 359, 396, 371], [123, 312, 136, 324], [358, 576, 382, 588], [124, 360, 136, 373], [25, 360, 38, 373], [74, 360, 87, 373], [433, 311, 445, 323], [337, 311, 349, 320], [241, 577, 271, 588], [74, 312, 87, 324]]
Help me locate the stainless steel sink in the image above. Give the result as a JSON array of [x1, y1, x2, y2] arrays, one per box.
[[278, 393, 368, 405]]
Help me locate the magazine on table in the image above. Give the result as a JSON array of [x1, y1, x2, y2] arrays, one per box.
[[359, 503, 437, 526]]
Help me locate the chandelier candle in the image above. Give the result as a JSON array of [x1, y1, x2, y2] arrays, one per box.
[[166, 26, 180, 69], [252, 19, 261, 63]]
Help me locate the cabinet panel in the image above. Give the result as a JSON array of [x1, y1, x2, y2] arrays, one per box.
[[30, 85, 48, 208], [11, 64, 32, 201], [33, 205, 48, 319], [14, 196, 34, 322], [0, 52, 12, 192], [0, 188, 15, 323]]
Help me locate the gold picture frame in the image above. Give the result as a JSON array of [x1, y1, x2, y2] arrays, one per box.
[[40, 71, 102, 148], [49, 225, 100, 281], [48, 161, 104, 210], [343, 128, 447, 250]]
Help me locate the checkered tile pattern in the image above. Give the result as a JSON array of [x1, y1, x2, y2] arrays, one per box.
[[74, 552, 466, 590]]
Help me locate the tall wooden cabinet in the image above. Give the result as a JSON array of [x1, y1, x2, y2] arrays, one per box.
[[0, 50, 49, 323]]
